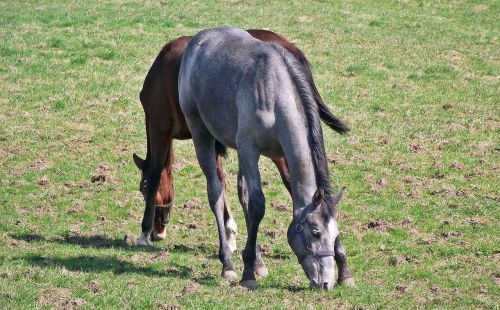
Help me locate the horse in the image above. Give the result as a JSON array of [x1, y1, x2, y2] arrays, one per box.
[[133, 29, 349, 256], [178, 27, 353, 290]]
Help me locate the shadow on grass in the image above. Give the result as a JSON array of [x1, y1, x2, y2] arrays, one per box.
[[21, 253, 193, 279], [18, 253, 223, 287], [9, 232, 222, 286], [268, 284, 309, 292], [171, 243, 217, 255], [10, 232, 219, 255], [10, 232, 157, 253]]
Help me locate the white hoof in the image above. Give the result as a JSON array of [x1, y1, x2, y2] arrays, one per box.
[[225, 218, 237, 253], [255, 265, 268, 278], [137, 232, 152, 246], [152, 229, 167, 240], [222, 270, 238, 282]]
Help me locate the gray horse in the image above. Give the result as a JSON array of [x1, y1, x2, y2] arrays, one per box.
[[178, 27, 354, 290]]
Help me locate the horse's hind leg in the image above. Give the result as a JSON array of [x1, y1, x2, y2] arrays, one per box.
[[216, 154, 237, 253], [237, 141, 265, 290], [271, 157, 292, 194], [189, 120, 236, 281], [237, 171, 268, 277], [334, 235, 355, 286]]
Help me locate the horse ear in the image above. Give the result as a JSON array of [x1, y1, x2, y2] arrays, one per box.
[[132, 153, 144, 170], [311, 188, 324, 211], [332, 187, 345, 205]]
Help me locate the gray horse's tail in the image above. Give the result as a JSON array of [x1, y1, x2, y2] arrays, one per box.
[[291, 50, 349, 134], [270, 44, 335, 210]]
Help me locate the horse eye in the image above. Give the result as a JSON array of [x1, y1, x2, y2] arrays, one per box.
[[311, 230, 321, 238]]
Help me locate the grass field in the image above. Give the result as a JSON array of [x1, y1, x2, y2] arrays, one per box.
[[1, 0, 499, 309]]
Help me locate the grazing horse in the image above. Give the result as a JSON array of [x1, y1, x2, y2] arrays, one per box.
[[133, 29, 349, 254], [178, 27, 353, 290]]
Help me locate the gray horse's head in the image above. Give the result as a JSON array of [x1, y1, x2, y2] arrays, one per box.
[[287, 188, 343, 290]]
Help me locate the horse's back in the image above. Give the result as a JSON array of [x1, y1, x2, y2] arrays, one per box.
[[178, 27, 295, 156]]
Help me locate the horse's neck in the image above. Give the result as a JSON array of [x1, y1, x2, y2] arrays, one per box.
[[278, 117, 318, 215]]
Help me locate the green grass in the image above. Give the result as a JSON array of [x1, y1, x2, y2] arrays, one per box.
[[1, 0, 499, 309]]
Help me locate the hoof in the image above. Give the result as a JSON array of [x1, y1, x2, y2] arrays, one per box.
[[137, 232, 152, 246], [152, 229, 167, 240], [222, 270, 238, 282], [339, 277, 355, 287], [255, 265, 268, 278], [225, 218, 237, 253], [240, 279, 258, 291]]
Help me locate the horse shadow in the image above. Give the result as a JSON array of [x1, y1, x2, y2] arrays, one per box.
[[10, 232, 153, 252], [21, 253, 193, 279], [8, 232, 221, 285], [9, 232, 215, 254]]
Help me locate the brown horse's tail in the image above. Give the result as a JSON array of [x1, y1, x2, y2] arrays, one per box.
[[215, 140, 228, 158], [294, 51, 349, 134]]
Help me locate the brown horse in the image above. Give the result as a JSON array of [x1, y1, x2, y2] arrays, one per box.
[[133, 29, 353, 285]]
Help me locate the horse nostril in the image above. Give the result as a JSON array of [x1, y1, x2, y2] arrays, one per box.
[[323, 282, 329, 290]]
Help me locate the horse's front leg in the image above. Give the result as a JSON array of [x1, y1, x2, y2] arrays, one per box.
[[334, 235, 355, 286], [152, 143, 175, 240], [215, 153, 237, 253], [237, 143, 265, 290], [237, 171, 268, 277], [137, 132, 171, 246]]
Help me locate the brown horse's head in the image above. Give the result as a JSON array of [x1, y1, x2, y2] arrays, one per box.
[[132, 153, 148, 198], [133, 153, 172, 240]]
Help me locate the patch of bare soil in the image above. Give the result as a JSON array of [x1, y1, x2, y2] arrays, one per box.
[[450, 161, 465, 170], [327, 150, 346, 165], [370, 178, 389, 193], [441, 231, 460, 239], [182, 198, 203, 210], [130, 253, 149, 265], [342, 72, 357, 78], [37, 177, 50, 186], [367, 220, 393, 232], [64, 181, 88, 189], [0, 291, 16, 299], [37, 288, 85, 309], [494, 275, 500, 285], [395, 284, 408, 293], [181, 282, 200, 294], [0, 146, 22, 155], [271, 200, 287, 211], [358, 90, 370, 98], [259, 244, 271, 257], [61, 267, 82, 277], [409, 140, 424, 153], [91, 163, 114, 184], [158, 303, 180, 310], [474, 4, 488, 12], [151, 251, 170, 261], [444, 50, 464, 64], [88, 280, 101, 293], [430, 185, 473, 197], [30, 158, 49, 170], [265, 230, 278, 239], [366, 218, 413, 234]]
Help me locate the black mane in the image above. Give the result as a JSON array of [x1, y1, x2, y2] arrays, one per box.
[[269, 44, 337, 217]]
